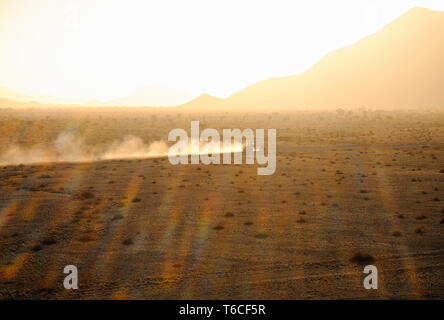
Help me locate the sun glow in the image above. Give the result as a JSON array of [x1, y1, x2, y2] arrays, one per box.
[[0, 0, 443, 104]]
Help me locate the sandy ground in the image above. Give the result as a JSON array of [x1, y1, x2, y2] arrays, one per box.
[[0, 108, 443, 299]]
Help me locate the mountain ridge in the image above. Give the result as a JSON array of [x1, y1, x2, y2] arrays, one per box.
[[217, 7, 444, 111], [1, 7, 442, 111]]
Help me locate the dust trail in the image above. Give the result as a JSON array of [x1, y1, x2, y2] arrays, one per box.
[[0, 131, 170, 166], [0, 131, 245, 166], [101, 136, 170, 160]]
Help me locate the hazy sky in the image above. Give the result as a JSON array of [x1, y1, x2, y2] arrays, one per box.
[[0, 0, 443, 103]]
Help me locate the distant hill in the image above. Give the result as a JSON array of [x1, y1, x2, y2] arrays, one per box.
[[0, 87, 83, 106], [0, 98, 83, 109], [104, 85, 194, 106], [183, 7, 444, 111], [0, 86, 32, 102], [0, 97, 45, 108], [178, 93, 224, 110]]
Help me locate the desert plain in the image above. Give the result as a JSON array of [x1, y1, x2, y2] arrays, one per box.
[[0, 107, 443, 299]]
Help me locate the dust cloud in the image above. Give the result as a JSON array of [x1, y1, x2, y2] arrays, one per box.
[[0, 131, 246, 166], [0, 131, 170, 165]]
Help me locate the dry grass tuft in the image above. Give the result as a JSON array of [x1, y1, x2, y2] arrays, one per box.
[[350, 252, 375, 265], [122, 238, 133, 245]]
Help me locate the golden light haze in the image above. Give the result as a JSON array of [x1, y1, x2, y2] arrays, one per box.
[[0, 0, 443, 105]]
